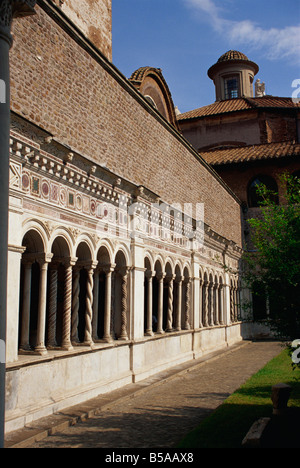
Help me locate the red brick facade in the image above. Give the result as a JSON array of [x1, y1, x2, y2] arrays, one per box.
[[10, 2, 242, 246]]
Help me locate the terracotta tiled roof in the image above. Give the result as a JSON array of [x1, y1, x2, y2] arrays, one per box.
[[200, 141, 300, 166], [129, 66, 163, 84], [177, 96, 300, 121]]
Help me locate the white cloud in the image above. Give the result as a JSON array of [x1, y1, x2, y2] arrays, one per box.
[[184, 0, 300, 65]]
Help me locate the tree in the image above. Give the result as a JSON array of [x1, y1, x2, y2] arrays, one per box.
[[243, 173, 300, 340]]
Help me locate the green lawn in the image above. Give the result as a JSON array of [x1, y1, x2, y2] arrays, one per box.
[[177, 347, 300, 448]]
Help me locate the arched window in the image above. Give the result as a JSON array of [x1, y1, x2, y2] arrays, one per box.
[[224, 76, 239, 99], [144, 95, 158, 109], [247, 175, 279, 207]]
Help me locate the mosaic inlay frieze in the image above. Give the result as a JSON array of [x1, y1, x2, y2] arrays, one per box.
[[9, 133, 204, 249]]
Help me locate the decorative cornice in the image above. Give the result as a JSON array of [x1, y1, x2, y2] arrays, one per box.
[[9, 130, 243, 257]]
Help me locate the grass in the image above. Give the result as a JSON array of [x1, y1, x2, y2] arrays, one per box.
[[177, 347, 300, 448]]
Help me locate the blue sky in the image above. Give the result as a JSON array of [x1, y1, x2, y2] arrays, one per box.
[[112, 0, 300, 113]]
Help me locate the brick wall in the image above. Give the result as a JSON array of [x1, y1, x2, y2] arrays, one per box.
[[10, 2, 242, 246], [214, 158, 300, 205], [261, 113, 297, 144]]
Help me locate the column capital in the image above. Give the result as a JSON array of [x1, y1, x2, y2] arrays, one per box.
[[145, 270, 155, 280], [166, 274, 176, 283], [83, 260, 98, 271], [156, 272, 166, 281], [175, 275, 184, 284], [119, 266, 130, 277], [103, 263, 116, 274], [0, 0, 36, 44], [62, 257, 78, 268], [36, 253, 53, 266]]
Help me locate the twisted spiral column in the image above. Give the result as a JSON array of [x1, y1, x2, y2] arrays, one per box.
[[84, 265, 95, 346], [230, 283, 234, 323], [47, 264, 58, 348], [156, 272, 165, 334], [71, 268, 80, 344], [166, 275, 175, 332], [62, 261, 74, 350], [145, 271, 154, 336], [184, 278, 191, 330], [119, 267, 129, 340], [203, 280, 209, 327], [92, 269, 100, 340]]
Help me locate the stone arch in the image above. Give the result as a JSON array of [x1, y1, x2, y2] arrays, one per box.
[[49, 227, 75, 258], [144, 256, 154, 335], [247, 174, 279, 207], [92, 243, 114, 341], [152, 259, 164, 333], [164, 257, 175, 274], [113, 242, 131, 267], [75, 235, 96, 262], [22, 220, 48, 255], [164, 260, 174, 331], [19, 229, 48, 353], [144, 251, 154, 272], [72, 241, 94, 344], [46, 236, 73, 349], [97, 242, 113, 266], [173, 263, 184, 331]]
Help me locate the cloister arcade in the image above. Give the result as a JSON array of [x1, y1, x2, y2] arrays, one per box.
[[17, 223, 242, 357]]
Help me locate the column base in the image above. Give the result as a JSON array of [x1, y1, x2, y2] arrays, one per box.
[[103, 335, 113, 344], [83, 340, 94, 349], [34, 346, 48, 356], [62, 344, 74, 351], [18, 345, 32, 353], [118, 333, 129, 341]]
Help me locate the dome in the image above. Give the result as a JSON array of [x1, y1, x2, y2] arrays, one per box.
[[207, 50, 259, 101], [208, 50, 259, 79], [217, 50, 249, 63]]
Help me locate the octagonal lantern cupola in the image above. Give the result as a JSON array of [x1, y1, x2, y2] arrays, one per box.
[[208, 50, 259, 101]]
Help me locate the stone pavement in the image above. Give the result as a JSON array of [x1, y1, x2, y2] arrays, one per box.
[[5, 340, 282, 449]]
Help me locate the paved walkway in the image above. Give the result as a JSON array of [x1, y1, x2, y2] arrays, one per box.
[[5, 340, 282, 449]]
